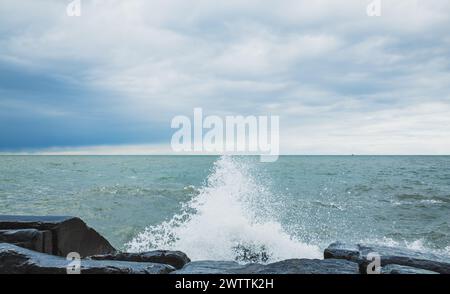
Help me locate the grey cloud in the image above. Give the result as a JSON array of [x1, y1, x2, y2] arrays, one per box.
[[0, 0, 449, 153]]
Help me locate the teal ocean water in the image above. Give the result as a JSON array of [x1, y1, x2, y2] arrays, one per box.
[[1, 155, 449, 262]]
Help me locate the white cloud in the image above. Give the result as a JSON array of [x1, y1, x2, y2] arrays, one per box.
[[1, 0, 450, 153]]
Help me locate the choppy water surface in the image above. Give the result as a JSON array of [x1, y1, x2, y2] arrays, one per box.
[[0, 155, 449, 262]]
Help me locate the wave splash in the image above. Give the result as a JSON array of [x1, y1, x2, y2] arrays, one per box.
[[126, 156, 321, 262]]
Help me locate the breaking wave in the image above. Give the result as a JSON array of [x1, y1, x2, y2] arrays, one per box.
[[126, 156, 321, 263]]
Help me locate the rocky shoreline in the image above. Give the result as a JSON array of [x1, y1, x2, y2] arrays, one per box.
[[0, 215, 449, 274]]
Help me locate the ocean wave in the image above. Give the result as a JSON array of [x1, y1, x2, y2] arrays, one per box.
[[391, 199, 446, 207], [361, 237, 450, 258], [88, 185, 193, 199], [393, 193, 450, 206], [126, 156, 321, 263]]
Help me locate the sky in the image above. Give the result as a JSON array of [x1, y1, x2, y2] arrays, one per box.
[[0, 0, 450, 154]]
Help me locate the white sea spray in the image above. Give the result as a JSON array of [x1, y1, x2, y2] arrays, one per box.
[[126, 156, 321, 262]]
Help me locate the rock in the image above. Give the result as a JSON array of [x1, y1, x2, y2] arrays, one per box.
[[246, 259, 360, 274], [381, 264, 439, 274], [0, 243, 174, 274], [88, 250, 190, 269], [172, 259, 359, 274], [0, 229, 52, 254], [324, 242, 361, 260], [0, 215, 115, 257], [172, 261, 252, 274], [324, 241, 450, 274]]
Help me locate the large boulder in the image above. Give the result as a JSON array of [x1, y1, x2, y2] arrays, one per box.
[[0, 229, 52, 254], [172, 259, 359, 274], [88, 250, 190, 269], [324, 241, 450, 274], [246, 259, 359, 274], [172, 261, 252, 274], [0, 215, 115, 257], [381, 264, 439, 274], [0, 243, 174, 274]]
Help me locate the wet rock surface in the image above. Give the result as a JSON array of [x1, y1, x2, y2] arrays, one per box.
[[0, 243, 174, 274], [381, 264, 439, 274], [172, 261, 251, 274], [88, 250, 190, 269], [324, 241, 450, 274], [249, 258, 360, 274], [0, 229, 52, 254], [0, 215, 115, 257], [172, 258, 359, 274]]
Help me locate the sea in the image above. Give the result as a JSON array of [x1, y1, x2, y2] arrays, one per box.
[[1, 155, 449, 262]]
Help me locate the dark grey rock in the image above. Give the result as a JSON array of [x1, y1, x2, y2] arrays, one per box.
[[324, 241, 450, 274], [172, 258, 359, 274], [0, 243, 175, 274], [0, 215, 115, 257], [247, 259, 360, 274], [172, 261, 248, 274], [381, 264, 439, 274], [324, 242, 361, 260], [0, 229, 52, 254], [88, 250, 190, 269]]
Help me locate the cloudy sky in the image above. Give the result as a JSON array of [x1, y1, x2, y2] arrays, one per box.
[[1, 0, 450, 154]]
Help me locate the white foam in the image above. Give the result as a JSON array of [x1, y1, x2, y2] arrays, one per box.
[[361, 237, 450, 257], [126, 156, 321, 262]]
